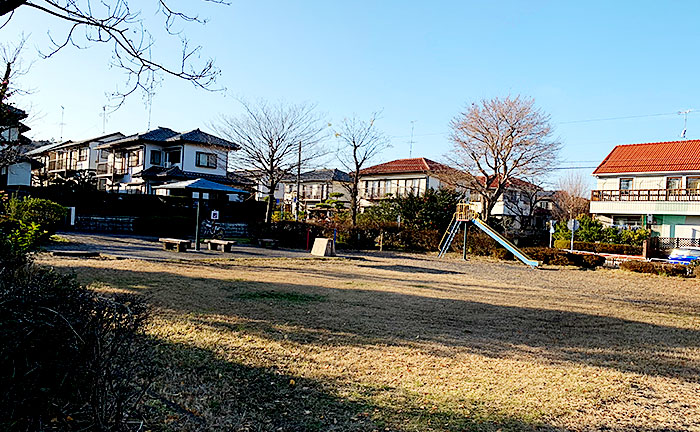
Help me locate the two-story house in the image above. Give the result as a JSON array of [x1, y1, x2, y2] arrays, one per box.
[[590, 140, 700, 239], [281, 168, 351, 216], [28, 132, 125, 184], [94, 127, 241, 194], [0, 105, 38, 187], [357, 158, 455, 209]]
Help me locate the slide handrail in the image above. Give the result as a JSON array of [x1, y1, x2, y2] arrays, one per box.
[[438, 212, 456, 253], [472, 218, 540, 268]]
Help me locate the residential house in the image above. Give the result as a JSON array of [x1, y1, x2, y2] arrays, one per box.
[[0, 106, 38, 187], [357, 158, 456, 209], [232, 169, 285, 203], [590, 139, 700, 239], [468, 176, 544, 229], [93, 127, 242, 195], [27, 132, 125, 185], [281, 168, 351, 216]]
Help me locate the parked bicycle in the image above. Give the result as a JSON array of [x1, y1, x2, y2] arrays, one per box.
[[200, 219, 225, 239]]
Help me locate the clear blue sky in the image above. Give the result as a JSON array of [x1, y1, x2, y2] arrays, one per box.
[[5, 1, 700, 186]]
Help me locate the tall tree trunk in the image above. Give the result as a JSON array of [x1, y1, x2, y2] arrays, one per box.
[[350, 176, 359, 225], [265, 189, 275, 223]]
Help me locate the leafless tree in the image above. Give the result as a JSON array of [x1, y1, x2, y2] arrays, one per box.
[[552, 171, 591, 221], [0, 36, 30, 166], [448, 95, 561, 221], [334, 113, 390, 225], [501, 177, 547, 230], [0, 1, 227, 107], [215, 99, 327, 223]]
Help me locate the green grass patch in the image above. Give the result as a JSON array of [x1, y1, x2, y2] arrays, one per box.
[[235, 290, 326, 303]]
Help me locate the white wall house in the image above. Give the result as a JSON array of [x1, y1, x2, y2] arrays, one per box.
[[1, 106, 36, 187], [280, 168, 351, 217], [92, 127, 242, 195], [27, 133, 125, 184], [590, 140, 700, 239], [357, 158, 456, 210]]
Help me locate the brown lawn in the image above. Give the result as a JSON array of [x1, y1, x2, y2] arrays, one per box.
[[37, 253, 700, 432]]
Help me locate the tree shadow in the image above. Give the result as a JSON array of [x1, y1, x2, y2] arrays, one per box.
[[141, 337, 688, 432], [63, 265, 700, 384]]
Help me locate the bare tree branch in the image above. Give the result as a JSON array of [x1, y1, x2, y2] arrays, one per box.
[[1, 0, 226, 107], [447, 95, 561, 221], [215, 99, 328, 223], [333, 112, 390, 225]]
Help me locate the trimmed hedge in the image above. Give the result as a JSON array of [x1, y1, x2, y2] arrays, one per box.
[[553, 239, 642, 256], [521, 247, 606, 269], [619, 260, 689, 277]]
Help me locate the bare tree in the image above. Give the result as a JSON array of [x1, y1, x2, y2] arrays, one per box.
[[552, 171, 591, 221], [334, 113, 390, 225], [0, 36, 30, 166], [216, 99, 326, 223], [501, 177, 546, 230], [0, 1, 226, 106], [448, 95, 561, 221]]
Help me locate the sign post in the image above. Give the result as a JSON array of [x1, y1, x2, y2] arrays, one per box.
[[549, 220, 556, 248], [567, 219, 580, 251]]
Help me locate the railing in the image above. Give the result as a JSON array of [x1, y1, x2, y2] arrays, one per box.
[[360, 186, 424, 199], [592, 188, 700, 202], [95, 163, 127, 176], [96, 163, 109, 175], [651, 237, 700, 252], [48, 160, 64, 171]]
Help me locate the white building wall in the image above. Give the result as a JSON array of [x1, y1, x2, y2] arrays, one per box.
[[181, 144, 228, 176], [7, 162, 31, 186]]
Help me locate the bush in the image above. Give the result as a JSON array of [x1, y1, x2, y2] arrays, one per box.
[[521, 247, 606, 269], [0, 265, 150, 430], [620, 260, 689, 277], [0, 217, 42, 269], [133, 215, 193, 236], [554, 240, 642, 256], [4, 196, 67, 236]]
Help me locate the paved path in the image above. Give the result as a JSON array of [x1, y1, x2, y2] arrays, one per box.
[[47, 232, 312, 261]]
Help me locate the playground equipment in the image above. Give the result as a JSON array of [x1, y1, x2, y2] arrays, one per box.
[[438, 203, 540, 268]]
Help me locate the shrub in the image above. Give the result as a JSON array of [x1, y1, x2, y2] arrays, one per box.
[[554, 240, 642, 256], [620, 260, 689, 277], [491, 248, 514, 261], [580, 254, 606, 269], [521, 247, 606, 269], [4, 196, 67, 236], [0, 265, 150, 430], [0, 217, 42, 269]]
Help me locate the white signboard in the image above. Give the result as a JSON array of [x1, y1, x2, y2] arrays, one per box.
[[211, 210, 219, 220], [567, 219, 580, 231]]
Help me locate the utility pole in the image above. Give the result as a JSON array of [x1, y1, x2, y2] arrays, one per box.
[[295, 140, 302, 221], [102, 106, 107, 134], [59, 105, 65, 141], [408, 120, 416, 158]]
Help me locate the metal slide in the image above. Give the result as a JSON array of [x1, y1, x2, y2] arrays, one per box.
[[438, 214, 540, 268], [471, 218, 539, 268]]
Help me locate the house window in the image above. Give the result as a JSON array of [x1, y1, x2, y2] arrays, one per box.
[[196, 152, 217, 168], [619, 178, 633, 190], [166, 150, 181, 165], [666, 177, 682, 190], [99, 149, 109, 160], [78, 148, 88, 161], [150, 150, 162, 166], [687, 177, 700, 190], [128, 150, 140, 167]]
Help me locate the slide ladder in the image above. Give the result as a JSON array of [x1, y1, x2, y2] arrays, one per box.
[[438, 213, 462, 258], [437, 211, 540, 268]]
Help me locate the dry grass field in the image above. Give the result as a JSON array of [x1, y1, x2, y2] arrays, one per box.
[[37, 252, 700, 432]]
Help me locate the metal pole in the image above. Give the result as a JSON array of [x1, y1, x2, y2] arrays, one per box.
[[570, 225, 574, 252], [195, 198, 201, 251], [462, 222, 467, 261], [295, 140, 301, 221]]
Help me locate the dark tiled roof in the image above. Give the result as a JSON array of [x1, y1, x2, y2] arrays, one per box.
[[297, 168, 351, 182], [593, 140, 700, 174], [169, 129, 239, 149], [359, 157, 454, 175]]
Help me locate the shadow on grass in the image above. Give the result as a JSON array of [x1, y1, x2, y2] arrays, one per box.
[[65, 265, 700, 385], [143, 337, 688, 432]]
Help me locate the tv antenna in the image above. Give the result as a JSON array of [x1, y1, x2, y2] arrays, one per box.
[[679, 109, 692, 139], [408, 120, 417, 157], [59, 105, 65, 141], [101, 105, 107, 134]]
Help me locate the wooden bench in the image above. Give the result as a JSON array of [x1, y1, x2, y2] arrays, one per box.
[[205, 239, 237, 252], [259, 238, 279, 249], [159, 238, 190, 252]]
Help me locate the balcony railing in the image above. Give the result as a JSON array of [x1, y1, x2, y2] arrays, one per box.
[[360, 186, 424, 199], [95, 163, 127, 176], [591, 188, 700, 202]]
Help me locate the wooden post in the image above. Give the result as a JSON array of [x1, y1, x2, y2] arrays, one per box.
[[194, 198, 201, 251]]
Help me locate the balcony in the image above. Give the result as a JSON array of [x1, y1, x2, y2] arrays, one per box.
[[95, 163, 127, 176], [591, 189, 700, 202], [590, 188, 700, 216], [360, 186, 424, 199]]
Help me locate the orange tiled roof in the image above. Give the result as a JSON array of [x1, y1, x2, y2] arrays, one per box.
[[359, 157, 453, 175], [593, 140, 700, 174]]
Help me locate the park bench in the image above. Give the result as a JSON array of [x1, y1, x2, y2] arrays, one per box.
[[205, 239, 237, 252], [259, 238, 279, 249], [159, 238, 190, 252]]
